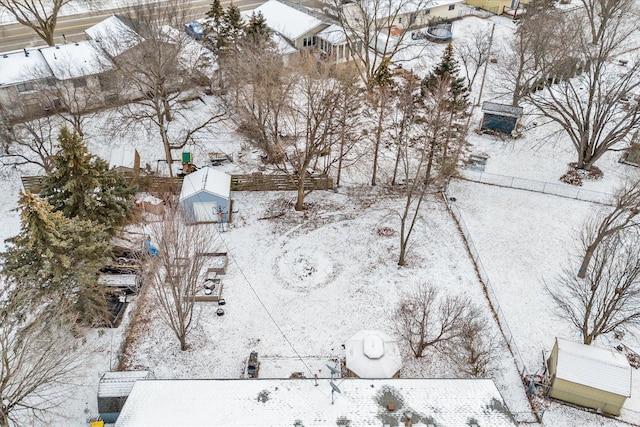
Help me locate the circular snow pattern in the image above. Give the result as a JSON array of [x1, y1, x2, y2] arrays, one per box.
[[275, 246, 337, 290]]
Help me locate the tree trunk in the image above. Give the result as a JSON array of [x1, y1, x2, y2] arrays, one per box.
[[578, 242, 598, 278], [295, 177, 306, 211], [371, 92, 385, 186], [0, 409, 9, 427]]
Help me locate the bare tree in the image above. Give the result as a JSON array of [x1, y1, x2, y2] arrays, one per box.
[[330, 0, 428, 89], [547, 230, 640, 345], [456, 27, 491, 92], [580, 0, 636, 45], [445, 307, 500, 378], [394, 283, 470, 358], [0, 110, 59, 173], [221, 32, 293, 164], [0, 0, 74, 45], [148, 210, 218, 351], [503, 5, 578, 106], [112, 2, 224, 177], [577, 177, 640, 278], [0, 287, 84, 427], [277, 59, 361, 210], [524, 4, 640, 173], [226, 48, 360, 209]]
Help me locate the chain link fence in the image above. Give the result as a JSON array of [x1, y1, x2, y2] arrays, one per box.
[[443, 191, 529, 376], [461, 170, 613, 204]]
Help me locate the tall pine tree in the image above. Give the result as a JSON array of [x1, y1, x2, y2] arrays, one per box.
[[218, 2, 245, 49], [206, 0, 223, 22], [1, 192, 111, 325], [40, 127, 135, 235], [421, 41, 469, 112], [206, 0, 224, 40], [245, 11, 270, 46]]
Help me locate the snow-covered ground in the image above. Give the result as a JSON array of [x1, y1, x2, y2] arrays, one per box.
[[3, 7, 640, 427]]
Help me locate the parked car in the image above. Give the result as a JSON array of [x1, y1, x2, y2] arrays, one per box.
[[184, 22, 205, 40]]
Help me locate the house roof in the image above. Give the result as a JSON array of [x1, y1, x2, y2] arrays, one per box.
[[38, 41, 115, 80], [482, 101, 524, 117], [98, 371, 153, 398], [179, 167, 231, 201], [115, 378, 517, 426], [272, 33, 298, 55], [555, 338, 632, 397], [85, 15, 143, 58], [0, 48, 53, 87], [345, 330, 402, 378], [317, 24, 348, 45], [254, 0, 326, 42]]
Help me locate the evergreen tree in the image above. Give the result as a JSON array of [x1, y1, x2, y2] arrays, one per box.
[[40, 127, 135, 235], [245, 11, 270, 46], [421, 41, 469, 111], [1, 192, 111, 325], [218, 2, 245, 49], [206, 0, 223, 23]]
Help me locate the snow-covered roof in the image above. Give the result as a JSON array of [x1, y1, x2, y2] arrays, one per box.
[[345, 330, 402, 378], [109, 147, 138, 170], [115, 378, 517, 426], [0, 48, 53, 87], [98, 371, 153, 398], [482, 101, 524, 117], [180, 167, 231, 201], [427, 0, 465, 7], [555, 338, 632, 397], [38, 41, 115, 80], [316, 24, 348, 45], [85, 15, 143, 58], [254, 0, 326, 42], [272, 33, 298, 55]]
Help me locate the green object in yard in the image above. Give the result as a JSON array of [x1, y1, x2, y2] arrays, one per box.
[[182, 152, 192, 163]]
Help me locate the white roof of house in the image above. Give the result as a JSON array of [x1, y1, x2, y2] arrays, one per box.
[[180, 167, 231, 201], [350, 0, 462, 19], [0, 48, 53, 87], [316, 24, 348, 45], [39, 41, 115, 80], [555, 338, 632, 397], [254, 0, 326, 41], [345, 330, 402, 378], [85, 15, 143, 58], [115, 378, 517, 426], [272, 33, 298, 55]]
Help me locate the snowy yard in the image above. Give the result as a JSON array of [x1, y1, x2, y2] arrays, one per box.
[[2, 5, 640, 426]]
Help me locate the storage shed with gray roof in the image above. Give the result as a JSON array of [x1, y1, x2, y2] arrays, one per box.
[[547, 337, 632, 415]]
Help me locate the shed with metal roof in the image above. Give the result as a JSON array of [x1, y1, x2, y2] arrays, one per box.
[[98, 370, 154, 423], [547, 337, 632, 415], [481, 101, 523, 135]]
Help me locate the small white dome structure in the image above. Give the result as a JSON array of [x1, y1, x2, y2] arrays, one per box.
[[345, 330, 402, 378]]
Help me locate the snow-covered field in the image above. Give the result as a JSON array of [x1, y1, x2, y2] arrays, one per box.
[[3, 7, 640, 427]]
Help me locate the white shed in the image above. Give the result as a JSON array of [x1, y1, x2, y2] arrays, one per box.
[[547, 337, 632, 415], [345, 330, 402, 378], [179, 167, 231, 223]]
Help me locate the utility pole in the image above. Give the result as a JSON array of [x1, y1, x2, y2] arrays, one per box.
[[476, 23, 495, 107]]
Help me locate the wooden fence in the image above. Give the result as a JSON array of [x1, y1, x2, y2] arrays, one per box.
[[230, 173, 333, 191], [21, 173, 334, 194]]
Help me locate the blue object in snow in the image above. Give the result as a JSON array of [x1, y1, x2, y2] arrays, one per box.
[[144, 238, 159, 257]]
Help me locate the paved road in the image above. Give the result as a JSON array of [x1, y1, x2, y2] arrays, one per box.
[[0, 0, 265, 52]]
